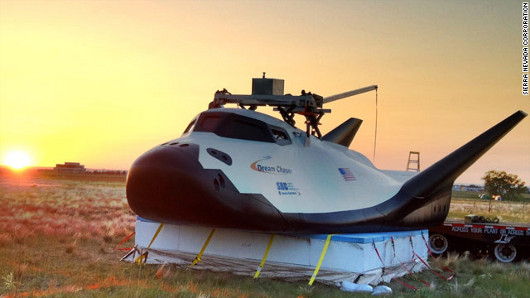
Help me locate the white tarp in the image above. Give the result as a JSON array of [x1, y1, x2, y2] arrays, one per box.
[[124, 218, 428, 285]]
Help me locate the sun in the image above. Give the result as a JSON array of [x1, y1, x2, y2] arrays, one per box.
[[3, 150, 32, 170]]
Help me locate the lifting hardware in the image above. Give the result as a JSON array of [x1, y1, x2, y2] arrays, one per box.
[[209, 76, 377, 140]]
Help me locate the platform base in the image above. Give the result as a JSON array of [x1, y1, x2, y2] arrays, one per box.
[[124, 218, 429, 285]]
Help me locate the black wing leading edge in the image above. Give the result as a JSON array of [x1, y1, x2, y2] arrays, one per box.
[[284, 110, 527, 234]]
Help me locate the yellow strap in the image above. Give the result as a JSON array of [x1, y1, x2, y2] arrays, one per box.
[[190, 228, 216, 267], [253, 234, 275, 279], [135, 223, 164, 264], [308, 234, 332, 286]]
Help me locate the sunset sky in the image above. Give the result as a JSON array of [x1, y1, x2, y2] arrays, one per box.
[[1, 0, 528, 184]]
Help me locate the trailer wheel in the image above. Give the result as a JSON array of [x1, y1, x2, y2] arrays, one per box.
[[493, 243, 517, 263], [429, 233, 449, 255]]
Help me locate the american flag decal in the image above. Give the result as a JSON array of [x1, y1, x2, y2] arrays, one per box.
[[338, 168, 356, 181]]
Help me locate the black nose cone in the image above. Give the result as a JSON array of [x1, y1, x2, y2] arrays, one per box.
[[126, 142, 287, 231], [126, 143, 205, 223]]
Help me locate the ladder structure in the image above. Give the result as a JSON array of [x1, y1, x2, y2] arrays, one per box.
[[406, 151, 420, 172]]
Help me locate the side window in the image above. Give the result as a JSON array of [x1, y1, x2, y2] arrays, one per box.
[[270, 126, 291, 145], [183, 118, 197, 134]]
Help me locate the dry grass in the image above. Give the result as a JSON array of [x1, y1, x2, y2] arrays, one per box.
[[0, 172, 134, 245]]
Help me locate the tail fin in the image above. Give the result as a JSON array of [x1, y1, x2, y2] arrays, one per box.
[[322, 118, 363, 147], [402, 110, 527, 198]]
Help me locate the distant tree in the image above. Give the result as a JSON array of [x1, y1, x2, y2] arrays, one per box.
[[482, 170, 528, 201]]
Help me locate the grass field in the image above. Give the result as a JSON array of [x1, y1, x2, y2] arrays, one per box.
[[1, 171, 529, 297]]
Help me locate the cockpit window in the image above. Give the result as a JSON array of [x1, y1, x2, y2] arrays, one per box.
[[218, 119, 272, 142], [193, 112, 291, 145], [199, 115, 222, 131]]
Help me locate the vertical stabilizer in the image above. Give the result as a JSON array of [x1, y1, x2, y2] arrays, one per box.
[[323, 118, 363, 147]]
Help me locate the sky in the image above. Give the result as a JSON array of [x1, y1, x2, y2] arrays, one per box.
[[0, 0, 528, 184]]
